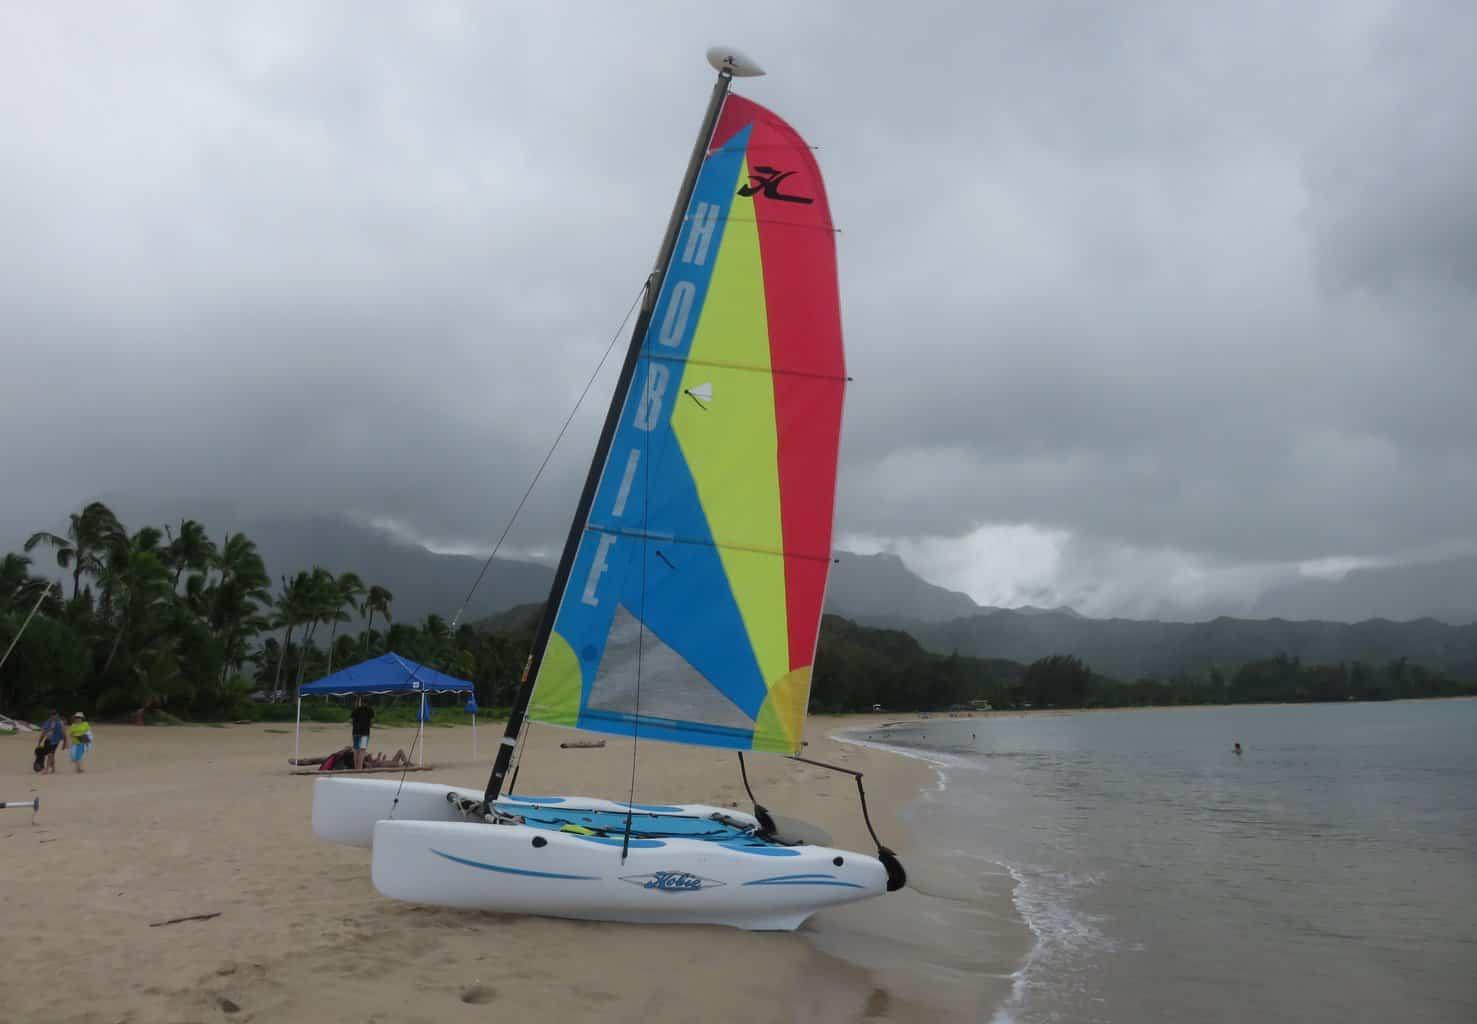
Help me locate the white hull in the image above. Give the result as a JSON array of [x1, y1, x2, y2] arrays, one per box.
[[313, 777, 888, 930]]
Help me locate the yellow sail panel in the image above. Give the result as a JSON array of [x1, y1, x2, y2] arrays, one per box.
[[672, 157, 789, 692]]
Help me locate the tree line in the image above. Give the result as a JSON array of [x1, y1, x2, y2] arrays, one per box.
[[5, 503, 1473, 723], [807, 616, 1477, 713], [0, 501, 527, 722]]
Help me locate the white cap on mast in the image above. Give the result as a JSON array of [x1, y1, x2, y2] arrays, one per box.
[[706, 46, 765, 77]]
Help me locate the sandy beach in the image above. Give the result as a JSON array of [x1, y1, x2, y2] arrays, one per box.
[[2, 715, 1025, 1023]]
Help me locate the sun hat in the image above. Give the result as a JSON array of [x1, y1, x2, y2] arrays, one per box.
[[72, 712, 84, 719]]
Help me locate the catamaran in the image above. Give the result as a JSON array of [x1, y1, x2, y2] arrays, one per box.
[[311, 47, 906, 931]]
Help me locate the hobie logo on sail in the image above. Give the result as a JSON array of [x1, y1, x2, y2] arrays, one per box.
[[621, 871, 724, 892], [738, 166, 813, 204]]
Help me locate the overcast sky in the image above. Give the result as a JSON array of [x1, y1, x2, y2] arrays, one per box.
[[4, 1, 1474, 620]]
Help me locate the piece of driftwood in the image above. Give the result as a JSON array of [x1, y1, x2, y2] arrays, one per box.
[[289, 765, 435, 776], [150, 912, 221, 928], [560, 739, 606, 749]]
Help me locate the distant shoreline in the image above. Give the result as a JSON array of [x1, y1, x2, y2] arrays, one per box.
[[820, 694, 1477, 728]]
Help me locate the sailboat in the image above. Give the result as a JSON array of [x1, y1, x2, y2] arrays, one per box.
[[311, 47, 906, 931]]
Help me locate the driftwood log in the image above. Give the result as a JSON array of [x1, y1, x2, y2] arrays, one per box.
[[149, 912, 222, 928]]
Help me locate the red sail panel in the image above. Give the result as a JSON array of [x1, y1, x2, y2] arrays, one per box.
[[711, 95, 845, 673]]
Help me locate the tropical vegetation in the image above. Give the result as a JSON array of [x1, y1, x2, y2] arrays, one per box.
[[1, 502, 525, 722], [807, 617, 1477, 713]]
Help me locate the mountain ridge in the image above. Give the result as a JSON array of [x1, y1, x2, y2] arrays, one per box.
[[38, 504, 1476, 681]]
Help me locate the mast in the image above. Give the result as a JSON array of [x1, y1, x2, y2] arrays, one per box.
[[484, 49, 765, 804]]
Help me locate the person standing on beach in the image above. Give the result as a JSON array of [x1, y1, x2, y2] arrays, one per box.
[[40, 711, 68, 773], [68, 712, 93, 772], [350, 697, 374, 769]]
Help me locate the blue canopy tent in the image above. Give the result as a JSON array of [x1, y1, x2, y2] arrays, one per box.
[[294, 653, 475, 768]]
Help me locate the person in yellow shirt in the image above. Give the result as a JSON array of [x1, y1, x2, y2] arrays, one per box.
[[68, 712, 93, 772]]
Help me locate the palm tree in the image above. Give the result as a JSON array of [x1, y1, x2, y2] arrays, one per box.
[[361, 584, 393, 654], [256, 636, 282, 686], [210, 533, 271, 684], [132, 646, 186, 714], [98, 524, 161, 615], [272, 572, 314, 695], [1, 552, 46, 607], [0, 556, 65, 707], [24, 500, 123, 599], [164, 519, 218, 591], [290, 567, 340, 696], [98, 526, 173, 677], [418, 613, 454, 667], [324, 572, 365, 675], [384, 621, 418, 657], [332, 632, 358, 671]]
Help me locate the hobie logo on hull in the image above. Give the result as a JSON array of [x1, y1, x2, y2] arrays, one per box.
[[621, 870, 724, 893]]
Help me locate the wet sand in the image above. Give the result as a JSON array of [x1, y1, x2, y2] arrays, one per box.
[[2, 716, 1026, 1023]]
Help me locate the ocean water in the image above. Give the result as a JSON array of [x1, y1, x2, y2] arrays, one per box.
[[861, 699, 1477, 1023]]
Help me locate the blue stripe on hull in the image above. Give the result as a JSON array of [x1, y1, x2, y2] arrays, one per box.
[[743, 873, 865, 889], [430, 848, 599, 881]]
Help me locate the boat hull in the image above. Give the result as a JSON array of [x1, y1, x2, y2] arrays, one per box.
[[313, 778, 888, 930], [312, 777, 474, 847]]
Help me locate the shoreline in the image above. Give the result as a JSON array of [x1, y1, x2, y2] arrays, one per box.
[[3, 715, 986, 1023], [831, 692, 1477, 730], [826, 717, 1034, 1021]]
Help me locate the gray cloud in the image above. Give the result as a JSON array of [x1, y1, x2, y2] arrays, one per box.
[[4, 1, 1474, 619]]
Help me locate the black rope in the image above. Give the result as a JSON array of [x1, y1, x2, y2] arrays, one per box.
[[786, 754, 889, 854], [736, 751, 777, 837], [737, 751, 758, 805], [620, 337, 655, 865]]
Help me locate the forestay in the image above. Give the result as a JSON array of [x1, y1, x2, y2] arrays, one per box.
[[526, 94, 844, 755]]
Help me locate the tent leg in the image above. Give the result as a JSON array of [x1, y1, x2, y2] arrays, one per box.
[[472, 712, 477, 759], [294, 698, 302, 764], [418, 693, 425, 767]]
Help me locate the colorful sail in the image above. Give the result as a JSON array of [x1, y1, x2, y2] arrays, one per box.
[[526, 94, 844, 755]]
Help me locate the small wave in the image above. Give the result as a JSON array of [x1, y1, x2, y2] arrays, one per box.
[[991, 862, 1111, 1022], [840, 727, 1116, 1022], [832, 729, 966, 797]]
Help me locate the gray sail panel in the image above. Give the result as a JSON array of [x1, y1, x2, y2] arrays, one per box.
[[587, 605, 756, 731]]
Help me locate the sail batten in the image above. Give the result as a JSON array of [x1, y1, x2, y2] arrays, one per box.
[[526, 94, 843, 756], [641, 352, 848, 381], [581, 525, 835, 563]]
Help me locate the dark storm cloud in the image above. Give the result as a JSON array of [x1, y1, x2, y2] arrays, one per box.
[[3, 2, 1473, 618]]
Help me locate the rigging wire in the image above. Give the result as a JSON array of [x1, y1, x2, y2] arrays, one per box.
[[384, 284, 646, 814], [447, 285, 646, 633], [619, 311, 656, 863], [506, 719, 532, 795]]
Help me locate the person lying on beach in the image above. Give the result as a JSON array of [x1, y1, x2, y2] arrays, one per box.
[[362, 749, 411, 768], [288, 746, 354, 770], [289, 748, 412, 770]]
